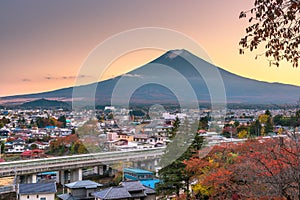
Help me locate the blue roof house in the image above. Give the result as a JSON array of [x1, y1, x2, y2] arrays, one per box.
[[123, 168, 160, 189]]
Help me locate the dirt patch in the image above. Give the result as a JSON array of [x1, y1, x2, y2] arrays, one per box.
[[0, 177, 14, 186]]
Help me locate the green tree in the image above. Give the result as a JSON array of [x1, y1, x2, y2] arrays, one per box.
[[58, 115, 67, 128], [0, 140, 5, 155], [168, 116, 180, 139], [157, 134, 204, 198], [265, 117, 274, 134], [199, 116, 209, 130], [259, 110, 273, 135], [30, 143, 38, 150], [250, 119, 262, 137], [234, 120, 240, 128], [265, 109, 271, 116], [36, 117, 45, 128], [157, 160, 186, 197], [239, 0, 300, 67], [273, 114, 283, 125]]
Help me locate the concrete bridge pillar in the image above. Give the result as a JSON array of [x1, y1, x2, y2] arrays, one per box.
[[154, 158, 161, 177], [60, 170, 64, 184], [154, 158, 158, 166], [98, 165, 107, 176], [95, 165, 107, 176], [70, 168, 82, 182], [15, 175, 20, 184], [18, 174, 37, 184], [130, 158, 161, 172], [18, 175, 24, 184], [155, 166, 161, 177], [93, 166, 98, 174], [56, 171, 60, 183], [59, 170, 67, 184], [78, 168, 82, 181], [31, 174, 37, 183], [133, 161, 142, 168]]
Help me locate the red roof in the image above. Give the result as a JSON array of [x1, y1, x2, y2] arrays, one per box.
[[198, 130, 207, 134], [21, 150, 32, 156], [32, 149, 44, 153], [21, 149, 44, 156]]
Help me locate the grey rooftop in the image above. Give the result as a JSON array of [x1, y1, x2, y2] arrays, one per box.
[[65, 180, 103, 189], [18, 182, 56, 195]]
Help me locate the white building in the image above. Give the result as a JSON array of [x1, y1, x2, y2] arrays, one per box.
[[6, 138, 25, 153]]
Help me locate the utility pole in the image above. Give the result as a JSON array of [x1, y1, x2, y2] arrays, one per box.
[[122, 163, 125, 182]]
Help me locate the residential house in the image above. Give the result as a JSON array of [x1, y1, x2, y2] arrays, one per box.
[[155, 125, 172, 137], [29, 141, 49, 150], [17, 182, 56, 200], [124, 168, 160, 189], [134, 134, 149, 143], [231, 118, 253, 126], [21, 149, 45, 159], [92, 181, 156, 200], [31, 131, 48, 139], [56, 128, 73, 137], [106, 132, 118, 142], [146, 137, 156, 145], [0, 129, 9, 141], [162, 112, 186, 120], [57, 180, 103, 200], [142, 124, 156, 135], [118, 133, 134, 142], [6, 138, 26, 153]]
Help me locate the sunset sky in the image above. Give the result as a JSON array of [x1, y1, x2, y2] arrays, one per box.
[[1, 0, 299, 97]]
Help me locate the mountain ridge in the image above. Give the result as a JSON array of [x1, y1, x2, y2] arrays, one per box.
[[20, 98, 71, 109], [1, 49, 300, 105]]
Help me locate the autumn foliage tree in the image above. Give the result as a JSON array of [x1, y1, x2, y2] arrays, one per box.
[[184, 144, 240, 199], [49, 134, 88, 155], [237, 129, 248, 138], [235, 135, 300, 199], [185, 135, 300, 199], [0, 117, 10, 128], [239, 0, 300, 67], [36, 117, 64, 128]]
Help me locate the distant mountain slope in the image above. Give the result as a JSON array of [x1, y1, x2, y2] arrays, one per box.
[[1, 49, 300, 106], [20, 98, 71, 109]]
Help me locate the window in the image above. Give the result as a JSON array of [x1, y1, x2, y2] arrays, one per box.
[[40, 198, 46, 200], [27, 195, 29, 199]]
